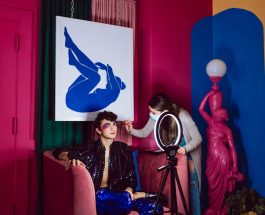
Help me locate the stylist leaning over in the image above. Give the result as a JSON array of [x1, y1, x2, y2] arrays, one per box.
[[124, 93, 202, 215]]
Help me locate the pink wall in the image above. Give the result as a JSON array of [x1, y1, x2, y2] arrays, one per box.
[[0, 0, 40, 214], [0, 0, 211, 144], [0, 0, 211, 212], [135, 0, 212, 127], [0, 0, 40, 141]]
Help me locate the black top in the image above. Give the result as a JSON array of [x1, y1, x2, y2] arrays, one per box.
[[53, 139, 137, 192]]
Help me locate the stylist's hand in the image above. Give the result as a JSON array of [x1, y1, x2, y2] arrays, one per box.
[[177, 147, 187, 155], [124, 120, 133, 133]]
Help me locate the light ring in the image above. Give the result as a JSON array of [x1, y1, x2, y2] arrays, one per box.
[[154, 111, 183, 151]]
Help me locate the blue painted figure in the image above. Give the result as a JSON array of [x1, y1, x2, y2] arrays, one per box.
[[64, 27, 126, 112]]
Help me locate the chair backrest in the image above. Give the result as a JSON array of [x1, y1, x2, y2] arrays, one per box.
[[43, 151, 73, 215], [42, 151, 97, 215]]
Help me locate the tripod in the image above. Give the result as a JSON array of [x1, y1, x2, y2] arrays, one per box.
[[153, 149, 189, 215]]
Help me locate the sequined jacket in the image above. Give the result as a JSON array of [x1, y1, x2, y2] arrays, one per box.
[[53, 139, 137, 192]]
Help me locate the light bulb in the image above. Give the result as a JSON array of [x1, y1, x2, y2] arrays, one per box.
[[206, 59, 227, 77]]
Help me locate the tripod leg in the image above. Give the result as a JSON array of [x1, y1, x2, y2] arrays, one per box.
[[173, 168, 189, 215], [170, 167, 178, 215], [154, 167, 170, 215]]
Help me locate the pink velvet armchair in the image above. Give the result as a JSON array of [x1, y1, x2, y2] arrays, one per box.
[[42, 150, 188, 215]]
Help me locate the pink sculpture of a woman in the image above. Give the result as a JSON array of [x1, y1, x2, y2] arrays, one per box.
[[199, 89, 243, 215]]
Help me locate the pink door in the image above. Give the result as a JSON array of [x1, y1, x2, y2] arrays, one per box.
[[0, 5, 36, 215], [0, 19, 18, 214]]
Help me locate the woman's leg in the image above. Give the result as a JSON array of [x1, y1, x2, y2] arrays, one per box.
[[68, 49, 100, 89], [64, 27, 98, 71], [189, 167, 201, 215]]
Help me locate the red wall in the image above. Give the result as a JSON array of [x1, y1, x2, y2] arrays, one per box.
[[135, 0, 212, 126]]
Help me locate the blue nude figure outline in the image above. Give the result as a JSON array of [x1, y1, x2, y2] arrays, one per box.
[[64, 27, 126, 112]]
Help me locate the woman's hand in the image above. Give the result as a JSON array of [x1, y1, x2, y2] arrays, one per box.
[[177, 147, 187, 155], [124, 119, 133, 133]]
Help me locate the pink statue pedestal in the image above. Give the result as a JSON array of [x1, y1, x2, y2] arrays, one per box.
[[199, 77, 243, 215]]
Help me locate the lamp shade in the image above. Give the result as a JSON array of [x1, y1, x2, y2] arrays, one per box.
[[206, 59, 227, 77]]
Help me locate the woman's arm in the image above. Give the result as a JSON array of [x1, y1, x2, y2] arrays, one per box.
[[180, 110, 202, 153], [129, 117, 156, 138], [199, 91, 215, 123], [105, 64, 119, 91]]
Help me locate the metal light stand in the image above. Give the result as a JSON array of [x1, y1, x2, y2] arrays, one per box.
[[153, 147, 189, 215]]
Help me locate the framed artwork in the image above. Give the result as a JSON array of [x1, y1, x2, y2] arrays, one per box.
[[55, 16, 134, 121]]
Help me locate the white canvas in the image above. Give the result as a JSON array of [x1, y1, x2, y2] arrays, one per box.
[[55, 16, 134, 121]]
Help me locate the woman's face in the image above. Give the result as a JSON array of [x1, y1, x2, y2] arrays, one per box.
[[148, 106, 161, 115]]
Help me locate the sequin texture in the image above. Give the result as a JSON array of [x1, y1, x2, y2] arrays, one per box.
[[67, 139, 137, 192]]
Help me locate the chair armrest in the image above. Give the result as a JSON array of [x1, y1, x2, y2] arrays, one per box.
[[72, 164, 96, 215], [43, 151, 96, 215]]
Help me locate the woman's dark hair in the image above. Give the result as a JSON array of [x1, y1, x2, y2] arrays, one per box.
[[94, 111, 117, 129], [148, 93, 180, 116], [149, 93, 181, 144]]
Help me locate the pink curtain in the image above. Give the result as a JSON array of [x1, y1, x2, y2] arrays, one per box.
[[92, 0, 135, 28], [91, 0, 136, 144]]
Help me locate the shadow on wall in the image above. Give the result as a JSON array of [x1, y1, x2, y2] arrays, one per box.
[[191, 8, 265, 208]]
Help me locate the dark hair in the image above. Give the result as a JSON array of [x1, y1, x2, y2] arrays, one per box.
[[94, 111, 117, 129], [149, 93, 181, 144], [148, 93, 180, 116]]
